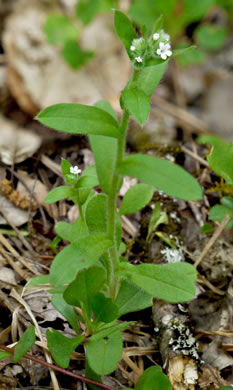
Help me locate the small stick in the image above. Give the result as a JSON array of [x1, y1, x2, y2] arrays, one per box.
[[0, 205, 36, 254], [181, 146, 209, 168], [0, 244, 30, 281], [194, 215, 230, 268], [152, 95, 209, 134], [0, 233, 39, 276]]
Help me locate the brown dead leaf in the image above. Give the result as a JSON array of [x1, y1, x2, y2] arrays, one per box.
[[0, 115, 41, 165]]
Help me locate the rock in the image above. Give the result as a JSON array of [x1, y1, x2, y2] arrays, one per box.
[[2, 0, 131, 115]]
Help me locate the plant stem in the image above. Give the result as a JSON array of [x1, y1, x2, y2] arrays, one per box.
[[107, 109, 130, 299]]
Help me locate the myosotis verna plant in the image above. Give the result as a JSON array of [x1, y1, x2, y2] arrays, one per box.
[[1, 11, 203, 389]]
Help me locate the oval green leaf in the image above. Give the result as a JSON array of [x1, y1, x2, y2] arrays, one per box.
[[86, 331, 122, 375], [37, 104, 120, 138], [122, 88, 150, 126], [118, 262, 196, 303], [50, 233, 113, 287], [117, 154, 202, 201], [119, 183, 154, 215], [14, 326, 36, 363]]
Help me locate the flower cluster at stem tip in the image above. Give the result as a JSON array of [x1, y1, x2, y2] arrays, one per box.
[[130, 29, 172, 67]]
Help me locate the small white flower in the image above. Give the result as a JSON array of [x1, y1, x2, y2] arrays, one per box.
[[135, 56, 143, 63], [157, 42, 172, 60], [70, 165, 81, 175], [163, 32, 170, 41], [153, 33, 160, 41], [130, 45, 136, 51]]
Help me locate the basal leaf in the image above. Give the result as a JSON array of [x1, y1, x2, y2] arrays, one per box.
[[37, 104, 120, 138], [91, 293, 119, 323], [118, 262, 196, 302], [116, 280, 152, 316], [27, 274, 50, 287], [209, 205, 233, 229], [86, 331, 122, 375], [90, 321, 133, 342], [136, 366, 172, 390], [63, 265, 106, 310], [45, 186, 76, 204], [119, 183, 154, 215], [14, 326, 36, 363], [50, 233, 113, 286], [121, 88, 150, 126], [114, 10, 138, 55], [117, 154, 202, 201], [52, 294, 80, 334], [46, 329, 84, 368], [197, 135, 233, 185]]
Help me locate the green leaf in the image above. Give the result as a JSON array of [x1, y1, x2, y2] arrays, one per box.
[[218, 387, 233, 390], [55, 221, 72, 241], [195, 24, 227, 51], [27, 274, 50, 287], [117, 154, 202, 201], [209, 205, 233, 229], [94, 100, 118, 121], [0, 350, 11, 360], [61, 159, 72, 176], [86, 331, 122, 375], [129, 0, 175, 29], [44, 15, 79, 45], [76, 0, 101, 25], [37, 104, 120, 138], [197, 135, 233, 185], [151, 15, 164, 35], [181, 0, 215, 26], [89, 101, 118, 194], [50, 232, 113, 286], [55, 218, 88, 243], [61, 40, 94, 70], [45, 186, 76, 204], [46, 329, 84, 368], [136, 61, 168, 97], [91, 293, 119, 323], [136, 366, 172, 390], [52, 294, 80, 334], [63, 265, 106, 310], [122, 88, 150, 126], [116, 280, 152, 316], [85, 194, 122, 247], [173, 45, 196, 57], [118, 262, 197, 303], [114, 10, 138, 55], [91, 321, 133, 342], [119, 183, 154, 215], [14, 326, 36, 363]]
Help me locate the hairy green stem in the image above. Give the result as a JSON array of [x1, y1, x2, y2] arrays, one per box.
[[106, 109, 130, 299]]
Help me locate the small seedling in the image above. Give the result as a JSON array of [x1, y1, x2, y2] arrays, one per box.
[[1, 11, 203, 389]]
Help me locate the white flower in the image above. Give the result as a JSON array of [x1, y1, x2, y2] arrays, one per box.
[[70, 165, 81, 175], [157, 42, 172, 60], [135, 56, 143, 63], [130, 45, 136, 51], [162, 32, 170, 41], [153, 33, 160, 41]]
